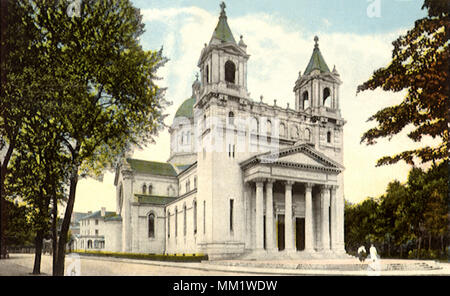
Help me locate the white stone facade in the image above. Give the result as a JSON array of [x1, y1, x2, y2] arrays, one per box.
[[102, 4, 347, 260]]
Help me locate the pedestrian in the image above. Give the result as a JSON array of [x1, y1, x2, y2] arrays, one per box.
[[369, 244, 378, 262], [357, 245, 367, 262]]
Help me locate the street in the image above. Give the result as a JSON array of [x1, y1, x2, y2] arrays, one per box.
[[0, 253, 266, 276]]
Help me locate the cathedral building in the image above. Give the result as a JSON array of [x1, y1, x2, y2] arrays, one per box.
[[78, 3, 347, 260]]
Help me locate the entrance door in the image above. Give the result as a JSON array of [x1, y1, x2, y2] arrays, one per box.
[[296, 218, 305, 251], [277, 215, 285, 251]]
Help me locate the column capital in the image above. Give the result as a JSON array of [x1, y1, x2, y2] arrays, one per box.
[[330, 184, 339, 191], [305, 182, 314, 190], [254, 178, 265, 187], [322, 184, 333, 190], [266, 178, 276, 184], [284, 180, 295, 187]]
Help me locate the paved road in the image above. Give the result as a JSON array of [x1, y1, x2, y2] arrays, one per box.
[[1, 253, 449, 276], [0, 254, 267, 276]]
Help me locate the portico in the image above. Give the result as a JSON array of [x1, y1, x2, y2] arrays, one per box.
[[240, 144, 346, 257]]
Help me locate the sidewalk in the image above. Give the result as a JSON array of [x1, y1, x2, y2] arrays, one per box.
[[0, 258, 36, 276]]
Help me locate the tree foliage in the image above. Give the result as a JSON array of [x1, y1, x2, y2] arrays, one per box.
[[2, 0, 168, 275], [345, 162, 448, 259], [357, 0, 449, 166]]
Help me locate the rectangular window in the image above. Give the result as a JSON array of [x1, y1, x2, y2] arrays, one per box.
[[167, 212, 170, 238], [230, 199, 234, 232], [203, 201, 206, 234], [95, 219, 98, 225], [95, 229, 98, 236]]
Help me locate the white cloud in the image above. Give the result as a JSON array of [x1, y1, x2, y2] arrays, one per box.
[[74, 6, 423, 211]]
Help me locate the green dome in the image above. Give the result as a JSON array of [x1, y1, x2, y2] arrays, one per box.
[[174, 97, 195, 119]]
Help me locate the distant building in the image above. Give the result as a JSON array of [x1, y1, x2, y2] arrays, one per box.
[[75, 207, 122, 251]]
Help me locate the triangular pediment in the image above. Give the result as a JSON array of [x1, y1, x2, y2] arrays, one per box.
[[277, 152, 326, 167], [240, 144, 344, 173]]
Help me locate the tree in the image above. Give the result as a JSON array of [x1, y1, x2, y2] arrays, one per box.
[[357, 0, 449, 166], [22, 0, 169, 275], [0, 0, 47, 259], [6, 112, 69, 274]]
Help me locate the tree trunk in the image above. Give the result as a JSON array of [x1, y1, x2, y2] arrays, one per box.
[[417, 236, 422, 259], [52, 194, 58, 275], [54, 167, 78, 276], [33, 229, 44, 274], [428, 235, 432, 251], [400, 245, 403, 258], [0, 143, 14, 259]]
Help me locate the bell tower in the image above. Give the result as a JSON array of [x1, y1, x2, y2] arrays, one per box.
[[197, 2, 250, 99], [293, 36, 342, 117]]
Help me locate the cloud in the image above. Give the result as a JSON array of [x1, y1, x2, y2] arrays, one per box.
[[74, 6, 422, 211]]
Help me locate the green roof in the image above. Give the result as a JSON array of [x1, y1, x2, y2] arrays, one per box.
[[80, 210, 117, 220], [126, 158, 177, 177], [210, 3, 236, 44], [135, 194, 178, 205], [304, 38, 330, 75], [174, 97, 195, 119]]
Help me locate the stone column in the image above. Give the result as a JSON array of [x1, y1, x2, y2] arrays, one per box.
[[330, 185, 338, 251], [321, 185, 331, 251], [284, 181, 295, 252], [304, 183, 314, 251], [255, 180, 264, 251], [265, 179, 275, 252]]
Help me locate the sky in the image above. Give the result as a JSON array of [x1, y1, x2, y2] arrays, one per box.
[[73, 0, 431, 213]]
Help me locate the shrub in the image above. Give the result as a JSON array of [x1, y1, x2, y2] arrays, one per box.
[[72, 250, 208, 262]]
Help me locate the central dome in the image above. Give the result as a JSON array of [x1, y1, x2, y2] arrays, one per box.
[[174, 96, 195, 120]]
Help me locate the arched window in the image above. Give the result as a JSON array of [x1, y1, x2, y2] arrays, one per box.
[[193, 200, 197, 234], [280, 123, 286, 137], [305, 128, 311, 141], [87, 240, 92, 249], [194, 176, 197, 189], [303, 91, 309, 109], [167, 185, 174, 197], [225, 60, 236, 84], [175, 207, 178, 237], [327, 131, 332, 143], [250, 117, 258, 133], [228, 111, 235, 125], [183, 204, 187, 236], [205, 65, 209, 84], [323, 87, 331, 107], [148, 184, 153, 195], [291, 125, 299, 139], [186, 180, 190, 192], [203, 115, 206, 130], [148, 213, 155, 238], [266, 120, 272, 135], [142, 184, 147, 194]]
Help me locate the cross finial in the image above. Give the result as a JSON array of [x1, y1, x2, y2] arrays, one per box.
[[220, 2, 226, 14], [314, 36, 319, 48]]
